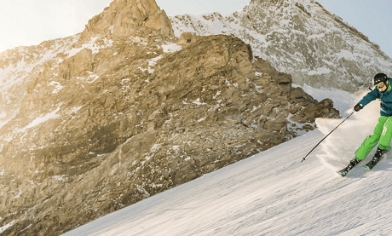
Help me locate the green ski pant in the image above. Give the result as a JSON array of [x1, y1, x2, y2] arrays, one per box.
[[355, 116, 392, 160]]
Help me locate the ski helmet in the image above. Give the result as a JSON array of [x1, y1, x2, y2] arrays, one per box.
[[374, 73, 388, 85]]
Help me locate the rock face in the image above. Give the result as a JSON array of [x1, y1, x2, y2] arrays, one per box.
[[170, 0, 392, 92], [78, 0, 173, 43], [0, 0, 340, 235]]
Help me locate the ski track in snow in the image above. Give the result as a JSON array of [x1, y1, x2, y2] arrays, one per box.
[[63, 88, 392, 235]]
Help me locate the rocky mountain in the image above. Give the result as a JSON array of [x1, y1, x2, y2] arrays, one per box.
[[170, 0, 392, 92], [0, 0, 379, 235]]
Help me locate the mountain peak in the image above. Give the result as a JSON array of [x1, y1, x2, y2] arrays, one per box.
[[170, 0, 392, 92], [78, 0, 174, 44]]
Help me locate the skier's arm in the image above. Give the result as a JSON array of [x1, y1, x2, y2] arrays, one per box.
[[354, 89, 379, 111]]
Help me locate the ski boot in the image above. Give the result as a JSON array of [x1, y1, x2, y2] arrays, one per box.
[[364, 148, 386, 170], [337, 158, 361, 177]]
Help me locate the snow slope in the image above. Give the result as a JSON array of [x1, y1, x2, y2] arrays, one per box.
[[62, 88, 392, 235]]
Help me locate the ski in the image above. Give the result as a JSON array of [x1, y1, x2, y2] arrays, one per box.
[[337, 167, 349, 177], [337, 158, 361, 177], [337, 150, 387, 177], [363, 158, 381, 170], [363, 149, 387, 170]]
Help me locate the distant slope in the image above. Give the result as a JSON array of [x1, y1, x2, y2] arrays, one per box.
[[170, 0, 392, 92]]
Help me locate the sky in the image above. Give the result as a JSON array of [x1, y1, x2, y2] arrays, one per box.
[[0, 1, 391, 58], [317, 0, 392, 58], [59, 87, 392, 235]]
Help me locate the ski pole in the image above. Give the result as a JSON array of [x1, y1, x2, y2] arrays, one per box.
[[301, 111, 355, 162]]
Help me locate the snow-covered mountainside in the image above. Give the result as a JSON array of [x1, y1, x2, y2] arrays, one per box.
[[62, 93, 392, 235], [170, 0, 392, 92], [0, 0, 343, 235], [2, 0, 390, 235]]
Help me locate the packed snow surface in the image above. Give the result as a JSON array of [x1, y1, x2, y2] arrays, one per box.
[[63, 87, 392, 235]]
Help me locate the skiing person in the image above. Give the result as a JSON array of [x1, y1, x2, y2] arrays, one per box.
[[339, 73, 392, 176]]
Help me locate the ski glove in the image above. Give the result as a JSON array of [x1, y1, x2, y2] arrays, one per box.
[[354, 104, 362, 112]]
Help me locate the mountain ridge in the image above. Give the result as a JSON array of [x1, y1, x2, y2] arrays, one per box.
[[170, 0, 392, 92]]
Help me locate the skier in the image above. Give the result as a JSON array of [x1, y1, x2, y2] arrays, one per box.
[[339, 73, 392, 176]]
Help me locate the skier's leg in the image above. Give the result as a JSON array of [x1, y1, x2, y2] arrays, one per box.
[[378, 116, 392, 151], [339, 117, 386, 176], [364, 116, 392, 169], [355, 116, 387, 161]]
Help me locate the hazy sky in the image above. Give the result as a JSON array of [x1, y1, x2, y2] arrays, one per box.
[[0, 0, 391, 58], [0, 0, 111, 52], [317, 0, 392, 58]]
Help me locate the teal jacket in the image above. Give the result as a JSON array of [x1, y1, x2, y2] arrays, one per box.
[[358, 78, 392, 116]]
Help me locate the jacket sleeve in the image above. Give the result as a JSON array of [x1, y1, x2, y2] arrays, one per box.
[[358, 89, 380, 107]]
